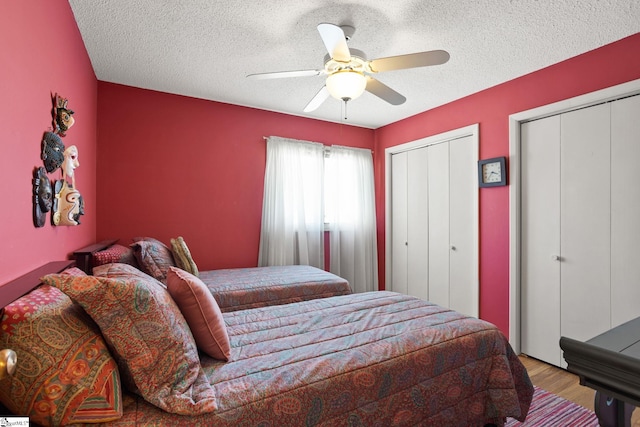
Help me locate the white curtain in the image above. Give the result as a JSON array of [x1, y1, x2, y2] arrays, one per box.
[[326, 145, 378, 293], [258, 136, 325, 268]]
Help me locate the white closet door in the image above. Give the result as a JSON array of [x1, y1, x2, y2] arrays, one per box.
[[449, 135, 478, 318], [388, 127, 477, 311], [427, 142, 450, 308], [611, 95, 640, 327], [520, 115, 562, 366], [407, 147, 430, 300], [391, 152, 408, 295], [560, 103, 611, 342]]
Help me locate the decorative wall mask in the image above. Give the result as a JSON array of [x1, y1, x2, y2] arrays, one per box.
[[53, 180, 84, 226], [53, 144, 83, 225], [32, 166, 52, 227], [33, 92, 84, 228], [53, 94, 75, 137], [62, 145, 79, 188], [41, 131, 65, 173]]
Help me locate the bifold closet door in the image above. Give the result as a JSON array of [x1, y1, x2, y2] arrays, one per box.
[[611, 95, 640, 328], [426, 136, 477, 317], [391, 148, 429, 299], [521, 94, 640, 368], [560, 103, 611, 344], [427, 142, 449, 308], [391, 147, 429, 299], [520, 115, 562, 366], [448, 135, 477, 318], [407, 147, 429, 300], [390, 136, 476, 314], [391, 151, 408, 295]]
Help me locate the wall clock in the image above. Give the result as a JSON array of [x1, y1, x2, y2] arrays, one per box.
[[478, 156, 507, 187]]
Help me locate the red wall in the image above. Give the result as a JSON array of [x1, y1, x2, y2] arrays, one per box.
[[4, 1, 639, 340], [0, 1, 97, 285], [96, 84, 374, 271], [375, 33, 640, 336]]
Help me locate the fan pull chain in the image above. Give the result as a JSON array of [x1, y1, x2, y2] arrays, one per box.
[[342, 98, 348, 120]]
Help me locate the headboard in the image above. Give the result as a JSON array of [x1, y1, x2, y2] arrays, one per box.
[[0, 261, 74, 309], [73, 239, 118, 274]]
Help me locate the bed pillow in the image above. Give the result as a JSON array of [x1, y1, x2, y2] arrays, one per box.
[[131, 238, 176, 283], [92, 243, 139, 268], [61, 266, 89, 277], [41, 272, 218, 416], [0, 284, 122, 426], [170, 236, 199, 276], [166, 267, 230, 361], [93, 262, 165, 288]]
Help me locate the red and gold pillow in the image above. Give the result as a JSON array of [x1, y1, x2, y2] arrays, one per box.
[[61, 266, 89, 277], [0, 284, 122, 426], [42, 272, 218, 415], [131, 238, 175, 283], [92, 244, 139, 268]]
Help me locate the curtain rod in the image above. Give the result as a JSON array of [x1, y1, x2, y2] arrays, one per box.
[[261, 136, 373, 154]]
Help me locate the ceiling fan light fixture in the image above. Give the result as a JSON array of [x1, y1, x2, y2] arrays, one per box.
[[326, 70, 366, 101]]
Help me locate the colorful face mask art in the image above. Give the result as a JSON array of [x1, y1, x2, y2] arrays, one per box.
[[33, 93, 84, 227], [32, 166, 52, 227], [53, 180, 84, 226]]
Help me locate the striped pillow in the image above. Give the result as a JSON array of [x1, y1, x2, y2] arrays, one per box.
[[170, 236, 199, 276]]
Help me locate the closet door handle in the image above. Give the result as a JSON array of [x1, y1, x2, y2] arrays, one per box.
[[451, 245, 456, 251], [551, 255, 561, 261]]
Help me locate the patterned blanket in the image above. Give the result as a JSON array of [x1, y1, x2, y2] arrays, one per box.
[[200, 265, 351, 312], [100, 292, 533, 426]]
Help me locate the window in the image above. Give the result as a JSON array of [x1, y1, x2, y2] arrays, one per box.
[[258, 137, 378, 292]]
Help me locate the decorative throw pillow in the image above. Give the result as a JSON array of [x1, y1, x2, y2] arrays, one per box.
[[61, 266, 89, 277], [131, 236, 164, 243], [92, 244, 139, 268], [166, 267, 230, 361], [41, 272, 218, 416], [0, 285, 122, 426], [78, 262, 164, 391], [131, 238, 175, 283], [93, 262, 165, 289], [170, 236, 199, 276]]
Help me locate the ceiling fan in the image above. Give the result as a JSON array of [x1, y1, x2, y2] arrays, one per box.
[[247, 23, 450, 113]]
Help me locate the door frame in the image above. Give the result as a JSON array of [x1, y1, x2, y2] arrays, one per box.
[[508, 78, 640, 352], [384, 124, 479, 306]]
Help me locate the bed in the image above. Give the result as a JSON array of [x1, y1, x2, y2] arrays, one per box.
[[0, 261, 533, 426], [73, 238, 352, 312]]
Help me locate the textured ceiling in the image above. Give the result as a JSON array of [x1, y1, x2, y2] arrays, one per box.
[[69, 0, 640, 129]]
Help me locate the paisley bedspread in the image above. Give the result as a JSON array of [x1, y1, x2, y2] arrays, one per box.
[[199, 265, 352, 312], [98, 291, 533, 426]]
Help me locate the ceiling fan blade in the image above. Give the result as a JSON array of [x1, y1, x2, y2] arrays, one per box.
[[369, 50, 450, 72], [365, 77, 406, 105], [303, 86, 330, 112], [317, 23, 351, 62], [247, 69, 321, 80]]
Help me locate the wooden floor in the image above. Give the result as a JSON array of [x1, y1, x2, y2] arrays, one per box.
[[519, 354, 640, 426]]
